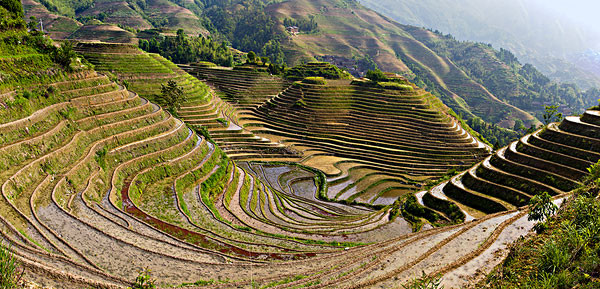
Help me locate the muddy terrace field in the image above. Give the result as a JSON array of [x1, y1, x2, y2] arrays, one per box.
[[2, 43, 595, 288]]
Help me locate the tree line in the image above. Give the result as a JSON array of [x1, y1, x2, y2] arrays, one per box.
[[138, 29, 235, 67]]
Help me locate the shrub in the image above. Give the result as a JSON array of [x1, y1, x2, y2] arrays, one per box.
[[246, 51, 256, 64], [128, 268, 156, 289], [528, 192, 557, 222], [585, 159, 600, 182], [216, 118, 229, 126], [302, 76, 326, 85], [422, 193, 465, 223], [0, 242, 24, 288], [402, 271, 443, 289], [94, 147, 108, 170], [378, 81, 414, 92], [285, 62, 350, 80], [195, 61, 216, 67], [543, 104, 564, 125], [51, 41, 77, 70], [402, 195, 441, 223]]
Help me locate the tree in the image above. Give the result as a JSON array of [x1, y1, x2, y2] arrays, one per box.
[[27, 16, 37, 31], [528, 191, 558, 232], [51, 41, 77, 71], [157, 80, 186, 112], [138, 39, 149, 51], [366, 69, 386, 82], [0, 0, 23, 17], [246, 51, 256, 63], [543, 104, 563, 125], [513, 119, 525, 132]]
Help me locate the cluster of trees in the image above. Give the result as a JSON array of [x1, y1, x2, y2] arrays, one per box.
[[139, 29, 235, 66], [283, 15, 318, 33], [466, 116, 520, 148], [0, 5, 24, 32], [284, 62, 350, 80], [354, 54, 378, 72], [200, 0, 286, 64], [244, 51, 286, 75], [0, 0, 23, 18]]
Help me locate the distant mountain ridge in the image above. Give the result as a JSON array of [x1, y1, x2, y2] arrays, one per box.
[[358, 0, 600, 90]]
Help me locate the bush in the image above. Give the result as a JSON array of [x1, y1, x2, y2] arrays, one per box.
[[422, 192, 465, 223], [402, 271, 443, 289], [246, 51, 256, 63], [302, 76, 326, 85], [195, 61, 217, 67], [128, 268, 156, 289], [51, 41, 77, 70], [528, 192, 557, 223], [377, 81, 414, 92]]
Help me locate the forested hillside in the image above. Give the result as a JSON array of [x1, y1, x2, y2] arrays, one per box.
[[404, 27, 600, 122]]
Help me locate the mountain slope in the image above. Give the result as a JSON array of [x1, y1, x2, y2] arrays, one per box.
[[358, 0, 600, 89], [23, 0, 598, 143], [268, 0, 538, 129]]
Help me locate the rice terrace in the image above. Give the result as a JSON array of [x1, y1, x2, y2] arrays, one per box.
[[2, 0, 600, 288]]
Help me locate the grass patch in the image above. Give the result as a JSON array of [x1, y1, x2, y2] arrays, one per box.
[[480, 160, 600, 288]]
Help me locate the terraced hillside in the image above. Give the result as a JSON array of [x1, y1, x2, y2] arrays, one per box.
[[415, 110, 600, 224], [75, 43, 302, 163], [182, 63, 491, 206], [0, 45, 511, 289], [5, 31, 600, 289], [0, 57, 413, 288]]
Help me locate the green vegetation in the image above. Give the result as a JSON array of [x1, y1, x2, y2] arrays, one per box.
[[543, 104, 564, 125], [283, 15, 318, 33], [398, 194, 445, 231], [285, 62, 351, 80], [365, 69, 386, 82], [0, 0, 22, 17], [402, 271, 443, 289], [302, 76, 326, 85], [422, 192, 465, 223], [201, 0, 286, 64], [139, 29, 236, 67], [465, 116, 520, 148], [412, 31, 596, 121], [0, 243, 23, 288], [528, 192, 558, 233], [128, 268, 156, 289], [156, 79, 186, 113], [377, 82, 413, 92], [262, 275, 307, 288], [482, 162, 600, 288]]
